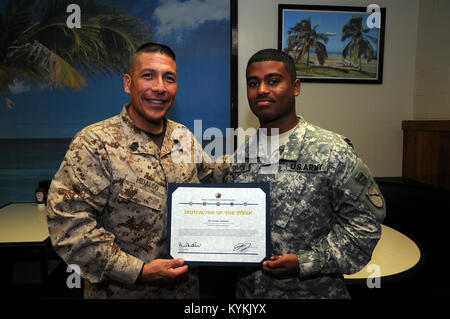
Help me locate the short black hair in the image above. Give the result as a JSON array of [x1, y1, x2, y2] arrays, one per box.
[[246, 49, 297, 82], [128, 42, 176, 74], [134, 42, 176, 61]]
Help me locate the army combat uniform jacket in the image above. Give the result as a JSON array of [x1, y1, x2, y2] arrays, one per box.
[[228, 117, 385, 298], [47, 105, 223, 298]]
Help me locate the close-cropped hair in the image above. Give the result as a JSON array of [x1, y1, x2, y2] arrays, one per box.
[[128, 42, 176, 73], [134, 42, 176, 61], [247, 49, 297, 82]]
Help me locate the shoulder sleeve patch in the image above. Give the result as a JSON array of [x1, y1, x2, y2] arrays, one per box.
[[344, 159, 386, 222], [344, 160, 369, 200], [367, 182, 384, 208]]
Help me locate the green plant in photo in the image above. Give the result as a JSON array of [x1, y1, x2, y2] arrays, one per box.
[[285, 17, 329, 67], [341, 14, 377, 73], [0, 0, 151, 107]]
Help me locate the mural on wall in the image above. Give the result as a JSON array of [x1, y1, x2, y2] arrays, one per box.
[[0, 0, 230, 205]]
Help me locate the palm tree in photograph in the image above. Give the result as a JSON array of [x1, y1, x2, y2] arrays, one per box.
[[0, 0, 151, 107], [341, 14, 377, 72], [285, 17, 329, 67]]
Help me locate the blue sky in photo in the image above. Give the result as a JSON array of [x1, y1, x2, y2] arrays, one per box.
[[0, 0, 230, 138], [282, 9, 380, 55]]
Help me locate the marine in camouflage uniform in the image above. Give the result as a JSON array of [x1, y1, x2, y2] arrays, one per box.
[[47, 41, 226, 298], [228, 117, 385, 298], [47, 105, 224, 298]]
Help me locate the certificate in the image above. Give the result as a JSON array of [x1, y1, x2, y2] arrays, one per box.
[[167, 183, 270, 266]]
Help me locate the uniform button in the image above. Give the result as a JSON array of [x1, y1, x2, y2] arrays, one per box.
[[130, 142, 139, 151]]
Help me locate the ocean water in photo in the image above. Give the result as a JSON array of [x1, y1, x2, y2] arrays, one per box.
[[0, 139, 71, 207]]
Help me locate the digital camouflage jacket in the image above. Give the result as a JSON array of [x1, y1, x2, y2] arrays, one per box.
[[228, 117, 385, 298]]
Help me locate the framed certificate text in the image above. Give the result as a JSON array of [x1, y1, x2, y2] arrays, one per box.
[[167, 183, 270, 266]]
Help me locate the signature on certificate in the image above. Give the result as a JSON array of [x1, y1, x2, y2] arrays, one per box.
[[179, 241, 201, 248], [233, 242, 252, 252]]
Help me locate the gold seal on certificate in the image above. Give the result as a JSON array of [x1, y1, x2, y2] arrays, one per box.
[[167, 183, 270, 266]]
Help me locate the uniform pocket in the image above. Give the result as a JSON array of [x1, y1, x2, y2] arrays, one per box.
[[270, 170, 307, 229], [115, 179, 166, 249], [119, 179, 163, 211], [69, 152, 110, 196]]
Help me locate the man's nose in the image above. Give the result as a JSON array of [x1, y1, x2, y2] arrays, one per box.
[[257, 82, 269, 95], [151, 76, 165, 93]]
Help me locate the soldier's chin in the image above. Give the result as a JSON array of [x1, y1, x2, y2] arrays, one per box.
[[255, 112, 277, 124]]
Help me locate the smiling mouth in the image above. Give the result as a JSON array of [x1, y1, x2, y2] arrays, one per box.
[[143, 98, 166, 105]]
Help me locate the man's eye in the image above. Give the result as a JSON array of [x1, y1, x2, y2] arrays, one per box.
[[268, 78, 280, 85], [166, 76, 176, 83], [143, 73, 152, 79], [247, 81, 258, 87]]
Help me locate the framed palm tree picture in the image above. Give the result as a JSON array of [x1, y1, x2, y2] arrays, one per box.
[[278, 4, 385, 83]]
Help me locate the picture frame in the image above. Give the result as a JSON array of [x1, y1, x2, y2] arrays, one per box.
[[278, 4, 386, 84]]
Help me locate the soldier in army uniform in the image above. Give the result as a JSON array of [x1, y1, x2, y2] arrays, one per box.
[[47, 43, 224, 298], [227, 49, 386, 298]]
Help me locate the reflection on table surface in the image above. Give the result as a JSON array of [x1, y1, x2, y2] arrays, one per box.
[[344, 224, 421, 279], [0, 203, 49, 244]]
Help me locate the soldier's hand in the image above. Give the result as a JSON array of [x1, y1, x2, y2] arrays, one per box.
[[142, 258, 188, 286], [262, 254, 299, 279]]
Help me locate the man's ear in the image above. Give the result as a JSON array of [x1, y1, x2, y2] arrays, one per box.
[[293, 78, 301, 96], [123, 73, 131, 94]]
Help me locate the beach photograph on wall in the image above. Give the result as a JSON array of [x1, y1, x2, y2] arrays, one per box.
[[278, 4, 385, 83]]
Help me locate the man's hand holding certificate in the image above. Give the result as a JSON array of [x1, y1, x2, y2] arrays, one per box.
[[167, 184, 270, 266]]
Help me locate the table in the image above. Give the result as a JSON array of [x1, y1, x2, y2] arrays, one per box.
[[344, 224, 421, 279], [0, 203, 50, 244], [0, 203, 51, 285]]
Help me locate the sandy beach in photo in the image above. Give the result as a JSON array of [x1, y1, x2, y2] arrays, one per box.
[[292, 52, 378, 79]]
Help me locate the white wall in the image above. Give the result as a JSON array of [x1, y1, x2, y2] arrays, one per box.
[[238, 0, 419, 176], [414, 0, 450, 119]]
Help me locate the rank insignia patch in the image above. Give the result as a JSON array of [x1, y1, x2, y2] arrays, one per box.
[[355, 171, 368, 186], [367, 183, 383, 208]]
